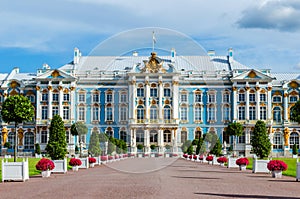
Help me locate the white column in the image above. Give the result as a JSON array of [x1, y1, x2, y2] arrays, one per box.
[[284, 91, 288, 122], [172, 78, 179, 122], [256, 88, 260, 120], [59, 87, 64, 117], [144, 129, 150, 153], [48, 87, 53, 120], [245, 88, 249, 120], [36, 87, 41, 120], [233, 87, 237, 120], [158, 80, 163, 120], [145, 78, 150, 120], [128, 78, 136, 121], [70, 87, 75, 121], [267, 88, 272, 120]]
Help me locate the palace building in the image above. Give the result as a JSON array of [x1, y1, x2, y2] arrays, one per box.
[[0, 46, 299, 157]]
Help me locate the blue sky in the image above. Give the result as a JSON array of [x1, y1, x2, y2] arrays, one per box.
[[1, 0, 300, 73]]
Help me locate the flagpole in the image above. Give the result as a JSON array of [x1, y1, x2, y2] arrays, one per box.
[[152, 31, 154, 52]]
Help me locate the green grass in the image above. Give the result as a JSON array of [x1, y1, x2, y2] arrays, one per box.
[[246, 157, 298, 177]]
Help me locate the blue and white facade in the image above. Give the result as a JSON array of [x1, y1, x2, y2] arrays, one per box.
[[0, 46, 300, 157]]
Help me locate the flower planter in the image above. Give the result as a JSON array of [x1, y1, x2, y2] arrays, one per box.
[[272, 170, 282, 178], [90, 163, 95, 168], [227, 157, 239, 168], [52, 159, 68, 173], [137, 154, 143, 158], [296, 162, 300, 181], [293, 154, 298, 159], [2, 159, 29, 182], [41, 170, 51, 178], [239, 164, 247, 171], [72, 166, 79, 171], [220, 163, 225, 167], [150, 154, 155, 158], [165, 154, 170, 158], [78, 158, 89, 169], [252, 158, 270, 173]]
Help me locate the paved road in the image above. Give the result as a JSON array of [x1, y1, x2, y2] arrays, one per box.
[[1, 158, 300, 199]]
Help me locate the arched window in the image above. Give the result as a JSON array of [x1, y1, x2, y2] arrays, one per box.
[[136, 129, 144, 143], [120, 131, 127, 142], [181, 131, 187, 143], [150, 105, 158, 121], [137, 105, 145, 121], [163, 130, 171, 142], [290, 132, 299, 148], [24, 132, 34, 150], [273, 107, 282, 123], [195, 131, 202, 139], [8, 132, 15, 149], [164, 105, 171, 120], [273, 133, 283, 149], [150, 130, 158, 142], [106, 127, 113, 137]]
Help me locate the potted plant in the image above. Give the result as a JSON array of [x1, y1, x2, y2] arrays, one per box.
[[69, 158, 82, 171], [267, 160, 288, 178], [217, 157, 228, 166], [292, 144, 298, 158], [4, 142, 11, 149], [35, 158, 55, 178], [88, 157, 97, 168], [183, 154, 188, 159], [236, 157, 249, 171], [100, 155, 108, 164], [206, 155, 213, 164]]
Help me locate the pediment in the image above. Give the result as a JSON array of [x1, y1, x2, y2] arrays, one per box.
[[36, 69, 76, 80], [231, 69, 275, 82]]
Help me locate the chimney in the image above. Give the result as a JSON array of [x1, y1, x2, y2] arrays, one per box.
[[207, 50, 215, 56], [228, 48, 233, 63], [132, 51, 138, 56], [171, 48, 176, 62], [74, 47, 81, 64]]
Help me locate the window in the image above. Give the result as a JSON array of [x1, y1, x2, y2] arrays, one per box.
[[8, 132, 15, 149], [78, 93, 85, 102], [164, 88, 171, 97], [80, 135, 86, 143], [180, 107, 188, 121], [238, 93, 245, 102], [42, 106, 48, 120], [92, 107, 99, 121], [273, 133, 283, 149], [53, 93, 59, 102], [42, 93, 48, 101], [238, 106, 245, 120], [137, 105, 145, 120], [137, 88, 144, 97], [223, 106, 230, 121], [106, 107, 113, 121], [249, 93, 255, 102], [150, 88, 157, 97], [106, 92, 113, 103], [63, 106, 70, 120], [181, 131, 187, 143], [66, 131, 70, 143], [195, 106, 202, 121], [150, 130, 158, 142], [164, 105, 171, 120], [24, 132, 34, 150], [52, 106, 59, 117], [273, 107, 281, 123], [92, 93, 99, 103], [195, 131, 202, 139], [238, 133, 245, 144], [208, 93, 216, 103], [260, 93, 266, 102], [150, 106, 158, 121], [223, 93, 230, 103], [120, 107, 127, 121], [41, 131, 47, 144], [290, 96, 298, 103], [106, 129, 113, 137], [120, 93, 127, 103], [136, 130, 144, 143], [27, 95, 35, 103], [273, 96, 281, 103], [208, 106, 215, 121], [289, 132, 299, 148], [260, 107, 267, 120], [195, 93, 202, 102], [78, 107, 85, 121], [63, 93, 70, 101], [249, 107, 256, 120], [163, 130, 171, 142], [120, 131, 127, 142], [181, 93, 187, 102]]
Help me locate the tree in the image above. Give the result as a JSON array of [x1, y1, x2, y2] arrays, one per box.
[[45, 115, 67, 160], [35, 143, 41, 155], [292, 144, 298, 155], [226, 122, 244, 155], [181, 140, 192, 153], [251, 120, 271, 159], [187, 145, 193, 155], [71, 122, 88, 157], [290, 101, 300, 123], [1, 95, 34, 162], [195, 138, 204, 155], [210, 139, 222, 156], [88, 130, 101, 156]]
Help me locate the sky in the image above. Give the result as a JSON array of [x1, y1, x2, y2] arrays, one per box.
[[1, 0, 300, 74]]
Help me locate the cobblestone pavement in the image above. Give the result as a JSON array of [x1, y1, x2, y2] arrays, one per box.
[[1, 158, 300, 199]]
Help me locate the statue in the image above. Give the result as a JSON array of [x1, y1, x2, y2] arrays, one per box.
[[284, 128, 290, 146]]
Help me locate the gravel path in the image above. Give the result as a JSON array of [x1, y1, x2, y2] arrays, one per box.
[[1, 158, 300, 199]]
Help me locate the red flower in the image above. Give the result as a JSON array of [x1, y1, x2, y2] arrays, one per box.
[[199, 155, 204, 160], [236, 158, 249, 166], [217, 157, 228, 163], [173, 154, 178, 157], [193, 155, 197, 160], [206, 155, 213, 161], [88, 157, 96, 163], [36, 158, 55, 171], [183, 154, 188, 158], [115, 154, 119, 159], [69, 158, 82, 166], [101, 156, 108, 161], [108, 156, 114, 160], [189, 155, 193, 159], [267, 160, 288, 171]]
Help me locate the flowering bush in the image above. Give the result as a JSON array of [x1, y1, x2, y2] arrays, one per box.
[[36, 158, 55, 171], [108, 156, 114, 160], [189, 155, 193, 159], [144, 154, 149, 157], [199, 155, 204, 160], [206, 155, 213, 161], [123, 154, 128, 158], [217, 157, 228, 163], [88, 157, 96, 164], [183, 154, 188, 158], [236, 158, 249, 166], [115, 154, 119, 159], [267, 160, 288, 171], [69, 158, 82, 166], [193, 155, 197, 160], [173, 154, 178, 157], [101, 156, 108, 161]]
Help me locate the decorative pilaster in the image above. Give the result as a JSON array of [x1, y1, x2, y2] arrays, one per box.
[[256, 87, 260, 120], [245, 86, 250, 120], [48, 87, 53, 120], [172, 77, 179, 121], [59, 86, 64, 117], [145, 77, 150, 120], [158, 78, 163, 120], [70, 87, 75, 121], [267, 87, 272, 120], [232, 87, 237, 120], [283, 91, 288, 122], [36, 86, 41, 120]]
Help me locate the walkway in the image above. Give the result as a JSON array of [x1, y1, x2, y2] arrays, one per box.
[[0, 158, 299, 199]]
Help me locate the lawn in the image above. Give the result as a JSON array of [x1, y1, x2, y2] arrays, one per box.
[[246, 157, 298, 177], [0, 157, 73, 181]]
